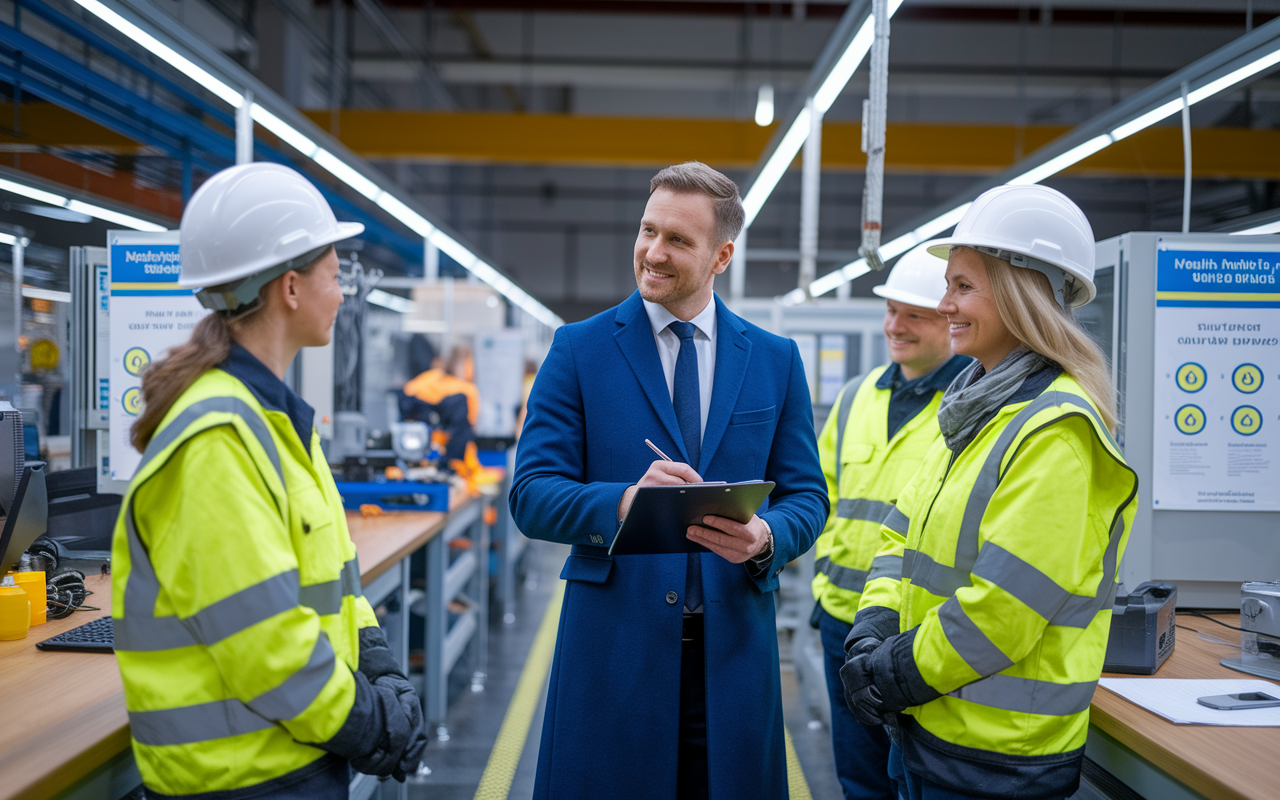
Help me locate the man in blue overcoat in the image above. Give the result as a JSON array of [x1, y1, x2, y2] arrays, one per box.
[[511, 161, 828, 799]]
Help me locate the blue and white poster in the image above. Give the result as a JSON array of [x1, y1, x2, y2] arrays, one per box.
[[108, 231, 208, 484], [1153, 238, 1280, 510]]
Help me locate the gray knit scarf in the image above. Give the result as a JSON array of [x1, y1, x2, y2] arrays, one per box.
[[937, 347, 1048, 453]]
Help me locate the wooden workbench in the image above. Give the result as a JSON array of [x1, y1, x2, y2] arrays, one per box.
[[1089, 612, 1280, 800], [0, 503, 460, 800]]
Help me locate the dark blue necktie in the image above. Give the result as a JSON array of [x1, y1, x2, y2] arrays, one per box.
[[669, 320, 703, 612]]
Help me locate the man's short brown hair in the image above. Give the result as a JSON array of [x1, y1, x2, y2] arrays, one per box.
[[649, 161, 745, 246]]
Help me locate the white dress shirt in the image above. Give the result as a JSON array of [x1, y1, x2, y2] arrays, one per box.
[[642, 296, 716, 441]]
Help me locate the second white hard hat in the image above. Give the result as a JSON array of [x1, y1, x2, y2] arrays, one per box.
[[179, 162, 365, 310], [872, 241, 949, 309], [927, 184, 1097, 308]]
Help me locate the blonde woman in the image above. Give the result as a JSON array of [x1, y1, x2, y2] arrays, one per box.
[[841, 185, 1139, 800], [112, 163, 426, 798]]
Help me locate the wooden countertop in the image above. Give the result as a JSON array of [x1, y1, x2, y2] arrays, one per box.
[[0, 501, 464, 800], [1091, 612, 1280, 800]]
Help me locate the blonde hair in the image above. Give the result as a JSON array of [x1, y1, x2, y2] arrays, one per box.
[[960, 247, 1118, 433]]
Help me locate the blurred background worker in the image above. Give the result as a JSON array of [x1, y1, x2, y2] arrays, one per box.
[[112, 163, 427, 799], [811, 241, 970, 800], [842, 185, 1139, 800], [400, 344, 480, 466]]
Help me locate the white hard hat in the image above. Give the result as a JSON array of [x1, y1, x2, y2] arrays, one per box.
[[179, 162, 364, 311], [927, 184, 1096, 308], [872, 241, 949, 309]]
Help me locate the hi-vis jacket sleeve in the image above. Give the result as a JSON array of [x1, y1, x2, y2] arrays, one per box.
[[815, 392, 842, 539], [134, 427, 356, 745], [911, 417, 1130, 696], [855, 465, 916, 624]]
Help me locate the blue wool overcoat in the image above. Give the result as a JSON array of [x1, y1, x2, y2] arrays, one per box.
[[510, 291, 829, 799]]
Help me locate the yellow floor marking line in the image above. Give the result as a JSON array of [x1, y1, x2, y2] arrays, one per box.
[[785, 726, 814, 800], [473, 580, 565, 800]]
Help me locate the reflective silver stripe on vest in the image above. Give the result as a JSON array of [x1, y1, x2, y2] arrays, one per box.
[[128, 635, 339, 746], [299, 558, 364, 616], [905, 391, 1124, 603], [833, 372, 872, 491], [866, 554, 904, 584], [815, 556, 870, 594], [245, 633, 337, 721], [128, 698, 276, 747], [115, 397, 292, 653], [136, 396, 285, 490], [950, 673, 1097, 717], [936, 596, 1014, 675], [837, 497, 895, 523], [883, 506, 910, 536], [184, 570, 302, 645]]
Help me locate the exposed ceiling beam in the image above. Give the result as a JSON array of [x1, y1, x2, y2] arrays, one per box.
[[294, 109, 1280, 180]]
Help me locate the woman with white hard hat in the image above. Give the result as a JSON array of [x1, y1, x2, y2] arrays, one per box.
[[111, 162, 427, 799], [813, 240, 972, 800], [840, 184, 1139, 800]]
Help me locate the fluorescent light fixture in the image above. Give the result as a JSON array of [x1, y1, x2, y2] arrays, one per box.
[[376, 193, 434, 238], [807, 32, 1280, 299], [66, 199, 167, 231], [0, 233, 20, 246], [22, 286, 72, 303], [0, 177, 67, 207], [755, 85, 775, 127], [250, 104, 318, 156], [1230, 220, 1280, 235], [743, 106, 811, 227], [315, 149, 381, 201], [74, 0, 564, 327], [367, 288, 414, 313], [71, 0, 242, 107], [1009, 135, 1114, 186], [743, 0, 904, 229]]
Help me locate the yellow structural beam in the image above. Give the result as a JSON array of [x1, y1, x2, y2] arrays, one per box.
[[302, 109, 1280, 180]]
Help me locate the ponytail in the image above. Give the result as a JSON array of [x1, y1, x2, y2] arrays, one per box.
[[130, 312, 236, 452]]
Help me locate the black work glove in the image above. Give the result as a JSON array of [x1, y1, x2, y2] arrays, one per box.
[[375, 673, 428, 781], [358, 626, 408, 683], [840, 645, 894, 727]]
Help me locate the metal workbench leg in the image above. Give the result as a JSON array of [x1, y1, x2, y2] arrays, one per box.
[[423, 532, 448, 742], [471, 500, 491, 693]]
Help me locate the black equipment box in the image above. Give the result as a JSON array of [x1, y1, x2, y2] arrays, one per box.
[[1103, 581, 1177, 675]]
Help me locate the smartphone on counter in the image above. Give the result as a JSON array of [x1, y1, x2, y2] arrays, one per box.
[[1196, 692, 1280, 710]]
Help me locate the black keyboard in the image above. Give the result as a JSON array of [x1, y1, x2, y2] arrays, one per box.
[[36, 616, 114, 653]]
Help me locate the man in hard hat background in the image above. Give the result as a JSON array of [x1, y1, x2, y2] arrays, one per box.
[[811, 242, 971, 800]]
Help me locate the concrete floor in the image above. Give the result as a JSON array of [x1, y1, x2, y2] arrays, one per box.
[[406, 539, 846, 800]]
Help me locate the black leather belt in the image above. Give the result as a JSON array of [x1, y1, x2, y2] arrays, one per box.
[[682, 613, 704, 644]]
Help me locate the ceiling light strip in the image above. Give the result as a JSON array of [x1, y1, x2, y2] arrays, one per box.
[[808, 28, 1280, 298], [72, 0, 562, 327]]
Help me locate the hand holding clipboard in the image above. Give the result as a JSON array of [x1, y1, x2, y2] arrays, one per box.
[[609, 440, 774, 561]]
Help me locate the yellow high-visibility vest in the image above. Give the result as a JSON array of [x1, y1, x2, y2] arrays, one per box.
[[812, 366, 947, 623], [859, 373, 1138, 797], [112, 369, 379, 796]]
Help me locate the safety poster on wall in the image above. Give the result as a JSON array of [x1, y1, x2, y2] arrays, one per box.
[[1152, 237, 1280, 510], [107, 231, 208, 486]]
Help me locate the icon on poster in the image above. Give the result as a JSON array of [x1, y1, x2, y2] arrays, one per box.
[[1231, 405, 1262, 436], [1174, 404, 1206, 435], [1232, 364, 1263, 394], [124, 347, 151, 376], [1175, 362, 1207, 393], [122, 387, 142, 416]]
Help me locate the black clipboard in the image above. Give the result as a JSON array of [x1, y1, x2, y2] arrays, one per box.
[[608, 481, 775, 556]]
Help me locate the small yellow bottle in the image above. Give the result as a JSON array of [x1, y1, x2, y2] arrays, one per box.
[[0, 575, 30, 641]]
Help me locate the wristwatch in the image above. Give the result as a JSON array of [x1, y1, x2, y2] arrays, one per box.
[[749, 517, 774, 570]]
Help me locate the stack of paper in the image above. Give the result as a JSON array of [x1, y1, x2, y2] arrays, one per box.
[[1098, 678, 1280, 726]]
